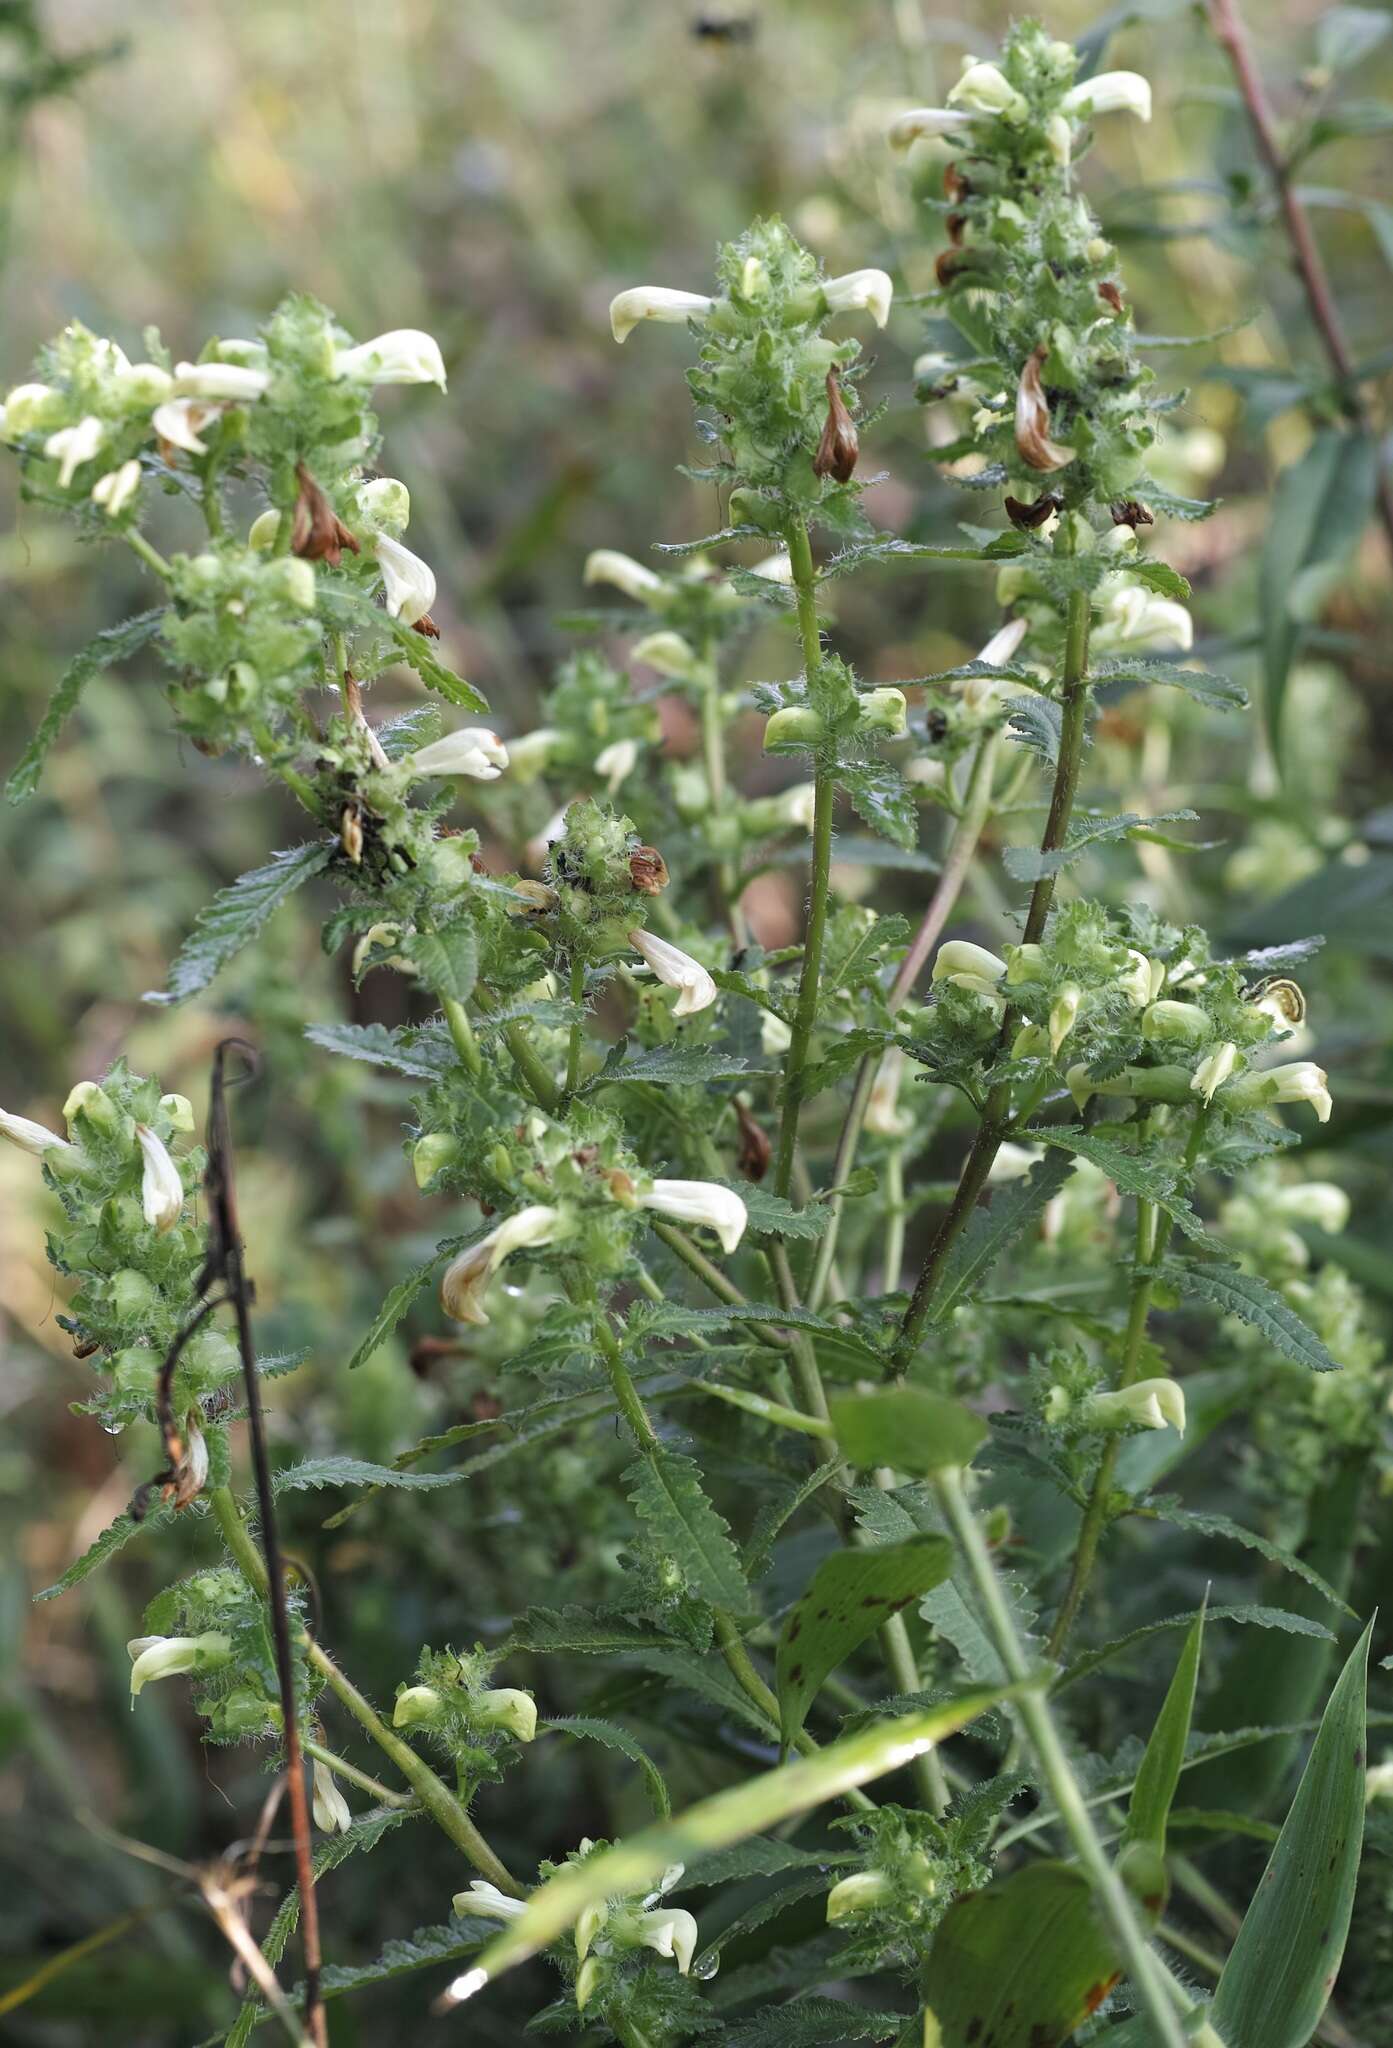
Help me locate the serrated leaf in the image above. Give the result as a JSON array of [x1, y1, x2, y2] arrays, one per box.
[[1005, 694, 1061, 764], [34, 1499, 175, 1602], [625, 1448, 750, 1614], [543, 1715, 670, 1817], [144, 841, 332, 1005], [730, 1180, 830, 1241], [348, 1250, 443, 1371], [1091, 656, 1248, 711], [777, 1537, 952, 1751], [303, 1019, 454, 1080], [271, 1456, 462, 1497], [929, 1152, 1074, 1323], [320, 586, 486, 709], [723, 2002, 906, 2047], [831, 1387, 988, 1476], [1123, 1602, 1205, 1867], [459, 1685, 1014, 1990], [1056, 1605, 1333, 1695], [6, 608, 164, 803], [1034, 1127, 1224, 1252], [587, 1045, 773, 1090], [405, 918, 478, 1004], [1145, 1503, 1353, 1614], [1211, 1623, 1372, 2048], [1171, 1262, 1340, 1371], [819, 537, 997, 580], [922, 1861, 1119, 2048], [1003, 808, 1198, 882], [684, 1836, 836, 1887], [838, 761, 918, 851]]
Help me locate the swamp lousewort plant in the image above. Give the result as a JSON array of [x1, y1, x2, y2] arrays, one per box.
[[3, 18, 1387, 2048]]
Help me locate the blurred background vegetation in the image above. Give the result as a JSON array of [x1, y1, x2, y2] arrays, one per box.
[[1, 0, 1390, 2040]]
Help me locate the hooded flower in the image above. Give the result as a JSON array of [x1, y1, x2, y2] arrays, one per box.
[[135, 1123, 184, 1233], [889, 106, 977, 149], [594, 737, 639, 793], [947, 61, 1028, 121], [634, 1908, 698, 1974], [628, 929, 717, 1017], [453, 1880, 527, 1922], [640, 1179, 748, 1255], [1191, 1041, 1238, 1105], [583, 549, 664, 602], [821, 268, 893, 328], [1049, 985, 1082, 1058], [826, 1871, 894, 1921], [1086, 1378, 1186, 1435], [44, 415, 105, 487], [1094, 580, 1193, 653], [0, 1106, 77, 1159], [408, 727, 509, 780], [439, 1205, 564, 1325], [375, 533, 436, 625], [1062, 71, 1153, 123], [931, 940, 1008, 986], [333, 328, 447, 388], [392, 1684, 443, 1729], [174, 360, 271, 402], [152, 397, 222, 456], [476, 1687, 538, 1742], [610, 288, 715, 344], [1226, 1060, 1333, 1124], [312, 1760, 353, 1834], [91, 460, 142, 517], [127, 1631, 232, 1698]]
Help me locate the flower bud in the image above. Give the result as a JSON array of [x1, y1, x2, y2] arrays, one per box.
[[609, 287, 715, 344], [135, 1123, 184, 1233], [640, 1179, 748, 1255], [632, 1907, 698, 1974], [1063, 71, 1153, 122], [1049, 985, 1081, 1057], [44, 415, 105, 487], [826, 1870, 894, 1921], [409, 727, 508, 781], [1118, 950, 1163, 1008], [476, 1687, 538, 1742], [356, 476, 411, 536], [1191, 1041, 1238, 1105], [630, 630, 700, 681], [174, 360, 270, 402], [750, 550, 793, 585], [440, 1205, 564, 1325], [413, 1132, 460, 1187], [1142, 1000, 1210, 1045], [947, 61, 1028, 121], [1046, 112, 1073, 165], [594, 737, 639, 793], [821, 268, 894, 329], [91, 459, 142, 518], [393, 1684, 444, 1729], [1084, 1378, 1186, 1435], [312, 1759, 352, 1833], [128, 1631, 232, 1697], [333, 328, 447, 388], [583, 549, 664, 602], [248, 508, 281, 549], [159, 1093, 196, 1132], [1012, 1022, 1049, 1059], [628, 929, 716, 1017], [764, 705, 826, 749], [856, 687, 908, 738], [454, 1880, 526, 1922], [932, 940, 1007, 985], [374, 534, 435, 625], [574, 1956, 603, 2010], [3, 380, 63, 433]]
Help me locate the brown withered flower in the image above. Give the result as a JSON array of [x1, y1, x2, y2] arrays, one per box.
[[1097, 281, 1125, 316], [735, 1098, 771, 1183], [935, 248, 970, 290], [628, 845, 670, 895], [813, 368, 859, 484], [1014, 346, 1076, 473], [412, 612, 442, 639], [1005, 491, 1063, 530], [943, 162, 970, 204], [292, 462, 360, 567], [1110, 498, 1154, 527], [945, 211, 967, 247]]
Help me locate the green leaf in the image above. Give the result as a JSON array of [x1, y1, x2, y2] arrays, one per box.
[[303, 1019, 453, 1080], [838, 761, 918, 851], [1003, 809, 1198, 883], [1055, 1604, 1333, 1695], [625, 1448, 750, 1614], [1033, 1127, 1224, 1252], [34, 1499, 175, 1602], [587, 1045, 773, 1090], [405, 918, 478, 1004], [929, 1152, 1074, 1324], [1170, 1262, 1340, 1372], [1123, 1601, 1205, 1863], [830, 1387, 988, 1476], [776, 1537, 952, 1751], [1145, 1502, 1353, 1614], [744, 1463, 840, 1578], [145, 842, 333, 1005], [457, 1687, 1014, 1991], [731, 1180, 830, 1241], [1091, 656, 1248, 712], [543, 1715, 670, 1817], [724, 2003, 906, 2047], [1211, 1623, 1372, 2048], [348, 1250, 443, 1371], [1004, 694, 1061, 764], [1259, 429, 1378, 762], [320, 585, 486, 709], [921, 1861, 1120, 2048], [271, 1456, 462, 1497], [1317, 6, 1391, 72], [6, 608, 164, 803]]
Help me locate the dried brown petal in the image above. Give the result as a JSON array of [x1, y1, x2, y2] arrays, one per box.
[[1014, 346, 1076, 473], [945, 210, 967, 247], [629, 846, 670, 895], [412, 612, 442, 639], [340, 804, 364, 865], [943, 162, 970, 203], [935, 248, 968, 289], [1110, 498, 1154, 527], [1097, 281, 1125, 316], [735, 1098, 772, 1183], [813, 368, 859, 484], [1004, 491, 1063, 530], [292, 462, 360, 567]]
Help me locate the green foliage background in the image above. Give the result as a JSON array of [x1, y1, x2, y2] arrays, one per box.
[[1, 1, 1391, 2042]]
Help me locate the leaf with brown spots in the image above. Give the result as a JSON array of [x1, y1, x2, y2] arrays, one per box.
[[921, 1861, 1121, 2047], [775, 1536, 952, 1753]]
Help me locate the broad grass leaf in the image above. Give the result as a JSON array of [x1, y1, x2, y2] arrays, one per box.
[[776, 1536, 952, 1750], [921, 1861, 1119, 2047]]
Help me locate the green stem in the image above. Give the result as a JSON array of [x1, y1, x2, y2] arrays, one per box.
[[125, 528, 172, 581], [443, 1000, 482, 1079], [883, 1146, 907, 1295], [302, 1738, 414, 1808], [565, 954, 586, 1099], [691, 1376, 833, 1439], [210, 1486, 519, 1891], [474, 985, 560, 1110], [650, 1220, 791, 1352], [774, 517, 834, 1200], [890, 581, 1092, 1373], [933, 1467, 1189, 2048]]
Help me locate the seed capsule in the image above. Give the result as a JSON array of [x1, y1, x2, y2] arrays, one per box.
[[812, 369, 859, 484]]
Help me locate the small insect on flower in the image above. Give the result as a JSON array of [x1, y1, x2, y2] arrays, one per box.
[[641, 1179, 748, 1255], [609, 287, 715, 344], [333, 327, 447, 388], [439, 1205, 565, 1325], [135, 1123, 184, 1233], [311, 1759, 353, 1834], [628, 928, 714, 1014], [813, 367, 859, 483], [1015, 348, 1075, 473]]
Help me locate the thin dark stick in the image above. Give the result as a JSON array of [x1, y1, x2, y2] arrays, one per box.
[[205, 1041, 327, 2048], [1207, 0, 1393, 554]]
